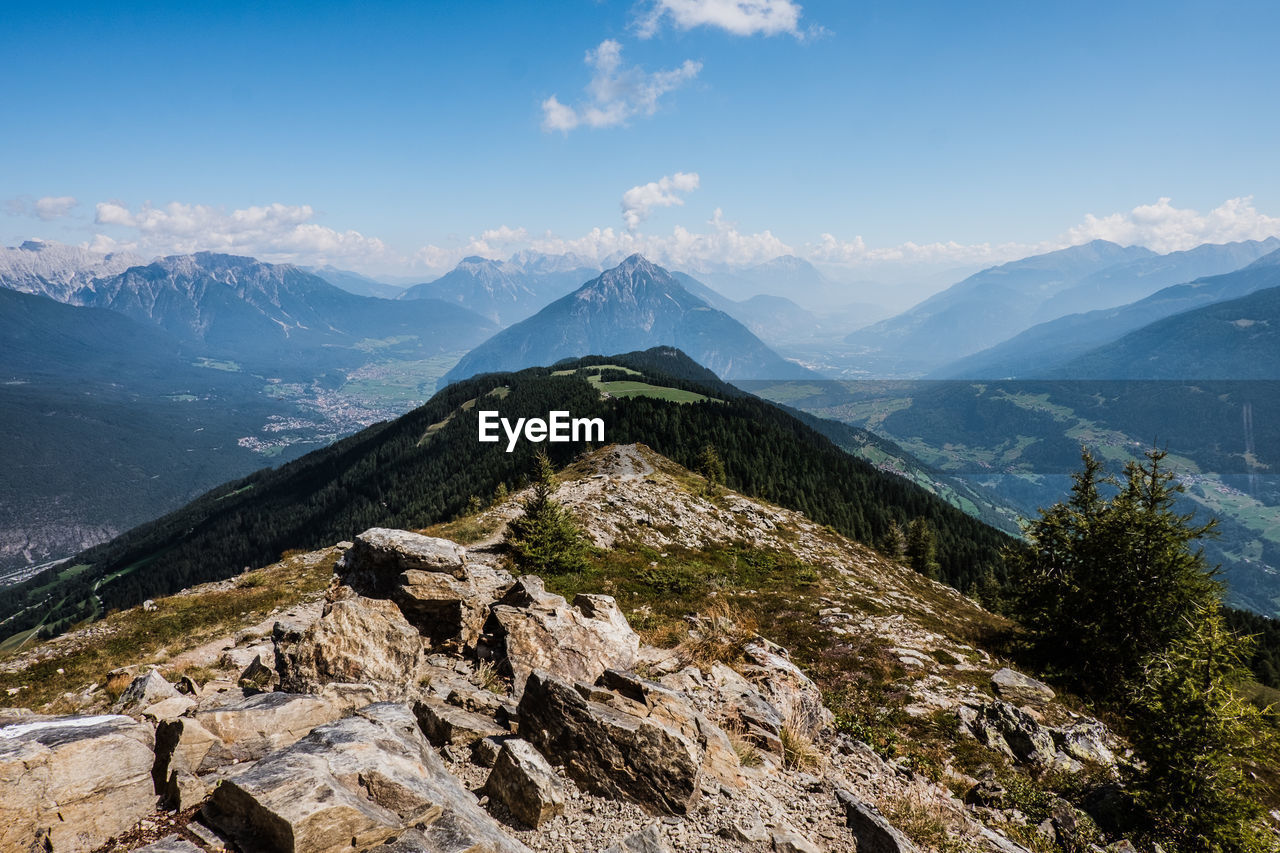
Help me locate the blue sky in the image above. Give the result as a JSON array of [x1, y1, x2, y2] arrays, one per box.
[[4, 0, 1280, 281]]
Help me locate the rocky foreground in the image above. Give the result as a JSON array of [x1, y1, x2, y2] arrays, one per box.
[[2, 521, 1131, 853]]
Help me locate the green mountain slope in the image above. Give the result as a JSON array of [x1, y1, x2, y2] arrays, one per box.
[[0, 348, 1010, 643], [1059, 284, 1280, 378]]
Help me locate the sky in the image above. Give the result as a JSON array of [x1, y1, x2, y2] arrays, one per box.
[[4, 0, 1280, 287]]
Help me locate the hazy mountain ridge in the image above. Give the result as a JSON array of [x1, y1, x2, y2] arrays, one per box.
[[935, 247, 1280, 379], [443, 255, 816, 383], [401, 254, 600, 326], [845, 240, 1157, 373]]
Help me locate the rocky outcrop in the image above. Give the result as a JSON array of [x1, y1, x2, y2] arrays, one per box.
[[517, 671, 704, 815], [484, 738, 566, 828], [990, 667, 1055, 706], [960, 700, 1118, 773], [113, 669, 182, 715], [413, 696, 508, 747], [340, 527, 470, 594], [274, 589, 427, 694], [480, 577, 640, 696], [0, 714, 156, 853], [202, 702, 530, 853], [837, 788, 920, 853]]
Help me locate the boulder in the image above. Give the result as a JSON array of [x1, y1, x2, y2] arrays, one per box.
[[772, 829, 824, 853], [990, 668, 1055, 706], [394, 563, 512, 651], [113, 669, 181, 715], [602, 824, 672, 853], [203, 702, 530, 853], [962, 701, 1058, 766], [238, 653, 276, 693], [479, 577, 639, 697], [517, 671, 703, 815], [140, 695, 197, 722], [192, 691, 347, 768], [413, 697, 508, 747], [742, 640, 832, 737], [1052, 720, 1116, 767], [836, 789, 919, 853], [596, 669, 745, 790], [483, 738, 565, 828], [341, 528, 470, 595], [275, 589, 427, 693], [0, 714, 156, 853]]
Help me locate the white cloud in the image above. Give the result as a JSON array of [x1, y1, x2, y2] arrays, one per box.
[[1065, 196, 1280, 254], [91, 201, 390, 266], [541, 39, 701, 133], [414, 207, 789, 275], [6, 195, 79, 220], [636, 0, 809, 38], [621, 172, 700, 230]]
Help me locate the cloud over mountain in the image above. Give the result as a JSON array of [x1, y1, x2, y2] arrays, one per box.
[[621, 172, 700, 230]]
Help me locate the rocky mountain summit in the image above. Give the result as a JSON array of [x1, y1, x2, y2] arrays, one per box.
[[1, 446, 1141, 853]]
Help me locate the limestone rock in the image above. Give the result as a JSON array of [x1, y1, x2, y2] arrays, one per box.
[[483, 738, 565, 828], [991, 668, 1055, 706], [602, 824, 672, 853], [341, 528, 470, 595], [836, 789, 919, 853], [113, 669, 181, 715], [203, 702, 530, 853], [517, 671, 702, 815], [772, 829, 824, 853], [140, 695, 197, 722], [962, 701, 1058, 766], [193, 691, 346, 768], [479, 577, 639, 697], [742, 640, 832, 737], [414, 697, 507, 747], [394, 563, 512, 651], [0, 714, 156, 853], [275, 590, 427, 693], [1053, 720, 1116, 767], [596, 668, 745, 790]]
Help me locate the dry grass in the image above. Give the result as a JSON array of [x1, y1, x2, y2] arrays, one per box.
[[676, 600, 759, 669], [879, 787, 975, 853], [0, 548, 337, 710], [779, 722, 822, 771], [472, 660, 506, 694]]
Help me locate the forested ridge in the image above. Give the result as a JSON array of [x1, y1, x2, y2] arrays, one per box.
[[0, 348, 1010, 641]]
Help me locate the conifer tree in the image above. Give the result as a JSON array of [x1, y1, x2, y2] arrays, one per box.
[[696, 443, 726, 494], [504, 451, 589, 575], [905, 517, 940, 579]]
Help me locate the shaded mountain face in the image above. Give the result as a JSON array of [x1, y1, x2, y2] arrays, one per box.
[[400, 255, 598, 326], [934, 248, 1280, 379], [0, 289, 302, 577], [79, 253, 496, 370], [845, 240, 1157, 373], [1056, 283, 1280, 379], [0, 240, 145, 302], [443, 255, 815, 384]]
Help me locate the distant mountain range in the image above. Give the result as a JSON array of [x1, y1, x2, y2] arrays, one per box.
[[847, 239, 1280, 374], [935, 248, 1280, 379], [305, 265, 406, 299], [400, 254, 600, 326], [443, 255, 816, 384]]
